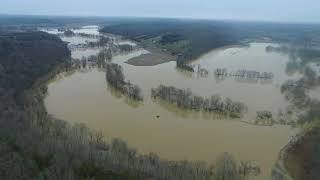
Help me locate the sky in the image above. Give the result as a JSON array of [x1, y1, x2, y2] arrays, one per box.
[[1, 0, 320, 23]]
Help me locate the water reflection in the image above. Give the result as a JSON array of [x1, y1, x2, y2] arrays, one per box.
[[234, 76, 273, 84], [107, 85, 143, 108], [175, 67, 195, 79], [152, 98, 227, 120]]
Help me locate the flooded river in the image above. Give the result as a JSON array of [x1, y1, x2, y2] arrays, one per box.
[[43, 26, 301, 179]]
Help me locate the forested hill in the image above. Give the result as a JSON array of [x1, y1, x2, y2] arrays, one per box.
[[100, 20, 320, 62], [100, 20, 240, 61], [0, 31, 70, 92], [0, 31, 70, 179]]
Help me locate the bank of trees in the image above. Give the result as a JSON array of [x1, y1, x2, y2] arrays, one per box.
[[151, 85, 248, 118], [70, 48, 113, 69], [72, 42, 135, 70], [86, 36, 114, 48], [106, 63, 143, 101], [215, 68, 274, 80], [77, 32, 100, 39]]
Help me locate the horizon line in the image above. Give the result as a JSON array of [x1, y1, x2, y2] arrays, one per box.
[[1, 13, 320, 25]]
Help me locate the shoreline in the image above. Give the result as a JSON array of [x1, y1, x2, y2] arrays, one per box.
[[283, 125, 320, 180]]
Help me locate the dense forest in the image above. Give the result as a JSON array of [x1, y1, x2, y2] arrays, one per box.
[[0, 31, 70, 91]]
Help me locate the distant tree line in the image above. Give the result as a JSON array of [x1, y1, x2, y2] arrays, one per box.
[[106, 63, 143, 101], [118, 44, 134, 52], [70, 48, 113, 70], [215, 68, 274, 80], [160, 33, 185, 44], [151, 85, 248, 118], [75, 32, 100, 39], [87, 36, 112, 47]]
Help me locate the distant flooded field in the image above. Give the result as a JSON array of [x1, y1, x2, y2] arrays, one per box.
[[43, 26, 303, 179]]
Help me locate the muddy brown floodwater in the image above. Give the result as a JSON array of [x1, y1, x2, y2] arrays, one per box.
[[44, 26, 300, 180]]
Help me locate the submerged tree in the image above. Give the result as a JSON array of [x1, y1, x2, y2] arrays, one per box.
[[213, 153, 239, 180], [176, 54, 194, 72], [106, 63, 143, 101], [151, 85, 247, 117], [106, 63, 125, 88], [118, 44, 134, 53], [98, 48, 112, 62]]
